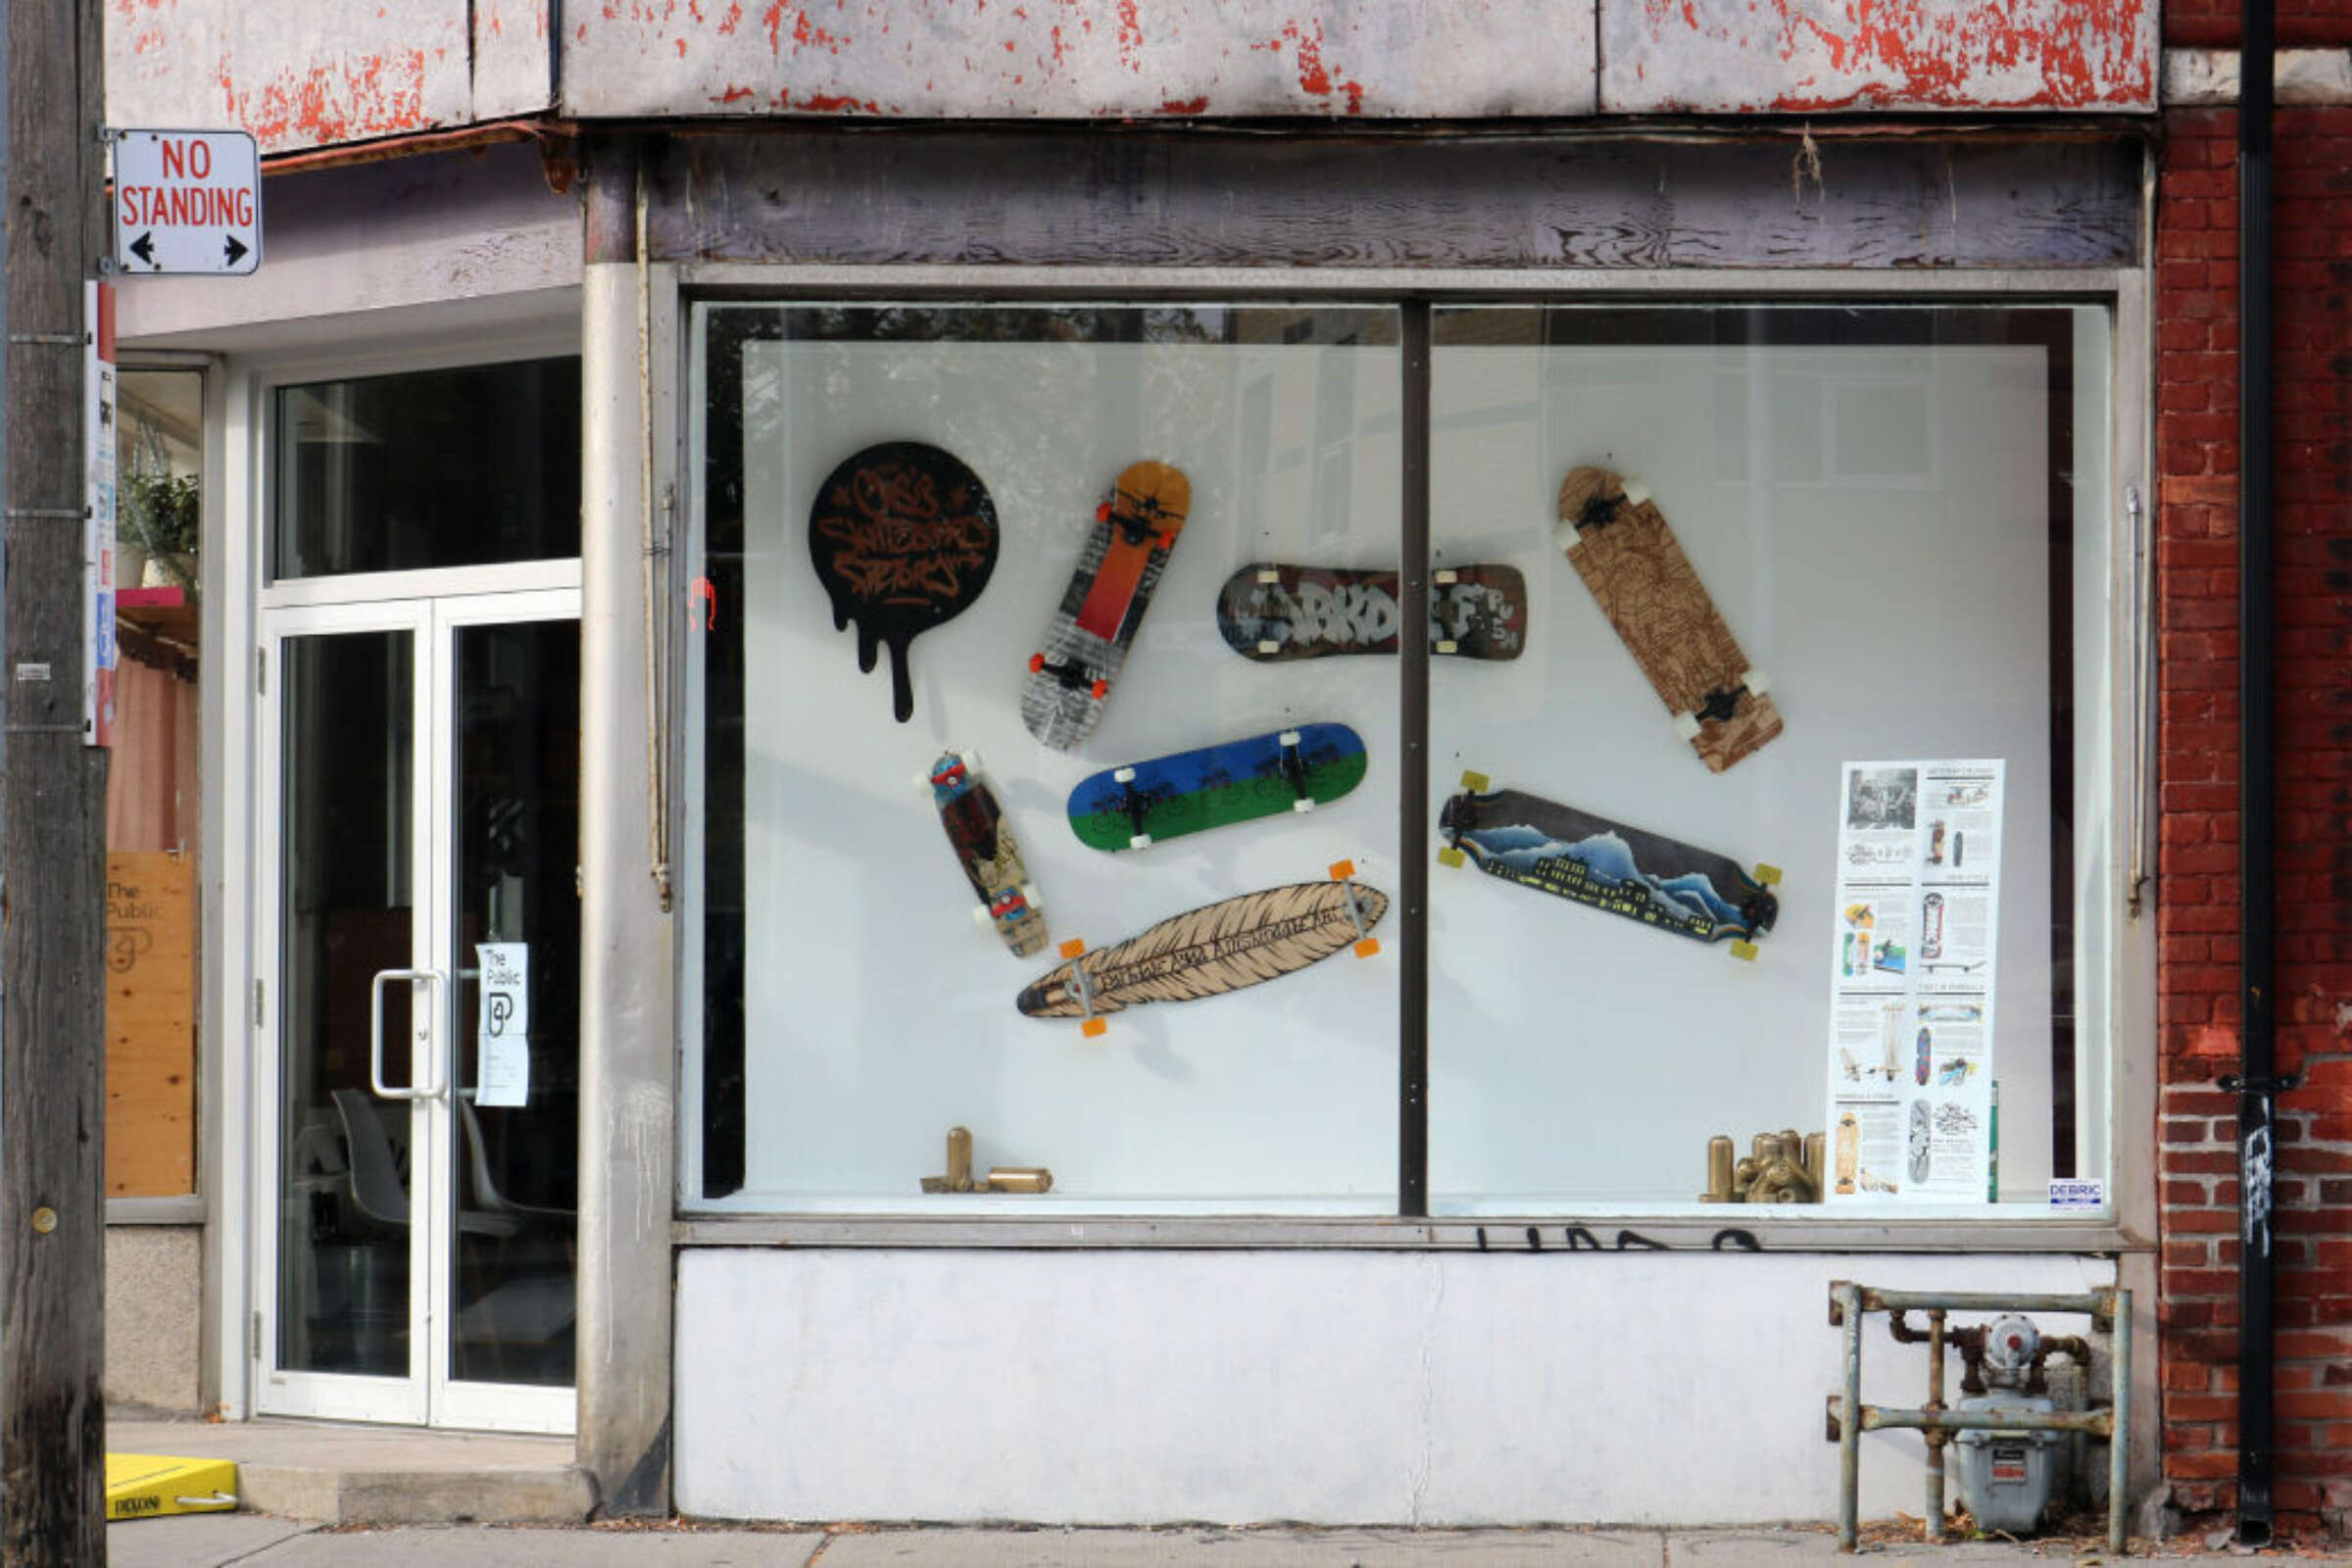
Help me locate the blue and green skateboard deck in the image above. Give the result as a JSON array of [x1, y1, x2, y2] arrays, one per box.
[[1067, 723, 1368, 852]]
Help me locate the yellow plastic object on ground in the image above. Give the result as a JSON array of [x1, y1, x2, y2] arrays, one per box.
[[104, 1453, 237, 1521]]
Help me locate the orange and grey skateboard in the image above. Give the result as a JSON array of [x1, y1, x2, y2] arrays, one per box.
[[1555, 466, 1782, 772], [1021, 461, 1190, 751]]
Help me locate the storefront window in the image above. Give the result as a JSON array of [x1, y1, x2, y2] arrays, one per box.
[[689, 299, 2115, 1221]]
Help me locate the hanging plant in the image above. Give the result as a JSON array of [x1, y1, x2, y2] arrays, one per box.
[[120, 470, 201, 588]]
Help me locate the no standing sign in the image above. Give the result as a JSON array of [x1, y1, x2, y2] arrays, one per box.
[[112, 129, 262, 275]]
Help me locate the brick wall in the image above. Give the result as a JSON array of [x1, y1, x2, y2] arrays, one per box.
[[2155, 94, 2352, 1538]]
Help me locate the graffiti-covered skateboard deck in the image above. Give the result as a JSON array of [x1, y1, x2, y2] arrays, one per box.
[[1438, 772, 1781, 957], [808, 442, 1000, 723], [1214, 564, 1527, 662], [1018, 864, 1385, 1036], [1021, 461, 1191, 751], [924, 750, 1048, 957], [1555, 466, 1781, 771], [1065, 723, 1368, 852]]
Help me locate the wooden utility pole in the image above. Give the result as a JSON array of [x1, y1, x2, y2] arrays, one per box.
[[2, 0, 110, 1560]]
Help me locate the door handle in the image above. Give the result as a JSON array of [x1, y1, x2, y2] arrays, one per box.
[[369, 967, 447, 1102]]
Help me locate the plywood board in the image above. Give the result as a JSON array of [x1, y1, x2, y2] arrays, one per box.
[[106, 853, 196, 1198]]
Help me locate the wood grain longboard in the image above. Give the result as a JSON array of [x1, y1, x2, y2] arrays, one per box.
[[1020, 461, 1190, 752], [1438, 776, 1780, 953], [1214, 564, 1527, 662], [1555, 466, 1782, 772], [1017, 877, 1386, 1022], [1065, 723, 1367, 852]]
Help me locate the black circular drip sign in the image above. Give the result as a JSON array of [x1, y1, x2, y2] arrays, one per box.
[[807, 442, 1000, 722]]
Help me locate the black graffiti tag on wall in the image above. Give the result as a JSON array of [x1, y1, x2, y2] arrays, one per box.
[[1472, 1225, 1764, 1253]]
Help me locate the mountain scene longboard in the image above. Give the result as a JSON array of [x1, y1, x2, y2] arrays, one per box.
[[1018, 866, 1385, 1036], [1438, 772, 1781, 958], [1555, 466, 1782, 772], [924, 750, 1048, 957], [1214, 564, 1528, 662], [1066, 723, 1367, 852], [1021, 461, 1190, 751]]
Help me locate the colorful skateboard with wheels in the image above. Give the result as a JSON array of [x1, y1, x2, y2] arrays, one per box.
[[1214, 564, 1528, 662], [1019, 863, 1385, 1037], [1437, 771, 1781, 958], [1021, 461, 1191, 751], [1065, 723, 1368, 852], [922, 750, 1049, 957], [1555, 466, 1782, 771]]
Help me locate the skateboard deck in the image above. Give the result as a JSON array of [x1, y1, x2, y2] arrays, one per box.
[[1555, 466, 1782, 771], [924, 750, 1048, 957], [808, 442, 1000, 723], [1021, 461, 1190, 751], [1018, 864, 1386, 1035], [1065, 723, 1368, 852], [1214, 564, 1528, 662], [1438, 772, 1781, 957]]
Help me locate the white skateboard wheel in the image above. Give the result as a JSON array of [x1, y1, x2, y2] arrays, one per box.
[[971, 905, 994, 929], [1673, 711, 1703, 741], [1278, 729, 1301, 747], [1256, 566, 1281, 584], [957, 748, 984, 774], [1555, 519, 1585, 552], [1129, 833, 1152, 851], [1113, 765, 1137, 784], [1435, 567, 1458, 585], [1293, 798, 1316, 813], [1741, 666, 1769, 698], [1622, 476, 1652, 507], [913, 770, 935, 792], [1436, 638, 1458, 655], [1021, 882, 1041, 908], [1257, 639, 1280, 655]]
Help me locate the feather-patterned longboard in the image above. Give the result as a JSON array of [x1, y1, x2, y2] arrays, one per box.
[[1021, 461, 1190, 751], [924, 750, 1048, 956], [1215, 564, 1527, 662], [1438, 771, 1781, 959], [1018, 865, 1385, 1037], [1556, 466, 1781, 772], [1065, 723, 1367, 852]]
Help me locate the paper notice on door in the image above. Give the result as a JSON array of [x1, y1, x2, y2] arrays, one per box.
[[475, 942, 530, 1107]]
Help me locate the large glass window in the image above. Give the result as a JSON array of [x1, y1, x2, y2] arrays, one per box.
[[689, 299, 2116, 1221]]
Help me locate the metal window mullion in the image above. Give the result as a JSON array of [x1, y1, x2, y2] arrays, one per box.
[[1399, 301, 1432, 1218]]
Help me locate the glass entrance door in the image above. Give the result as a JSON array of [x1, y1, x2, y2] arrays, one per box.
[[258, 591, 579, 1432]]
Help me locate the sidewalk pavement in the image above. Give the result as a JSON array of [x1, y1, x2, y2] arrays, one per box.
[[102, 1517, 2352, 1568]]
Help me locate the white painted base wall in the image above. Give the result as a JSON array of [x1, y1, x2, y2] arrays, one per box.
[[675, 1248, 2118, 1525]]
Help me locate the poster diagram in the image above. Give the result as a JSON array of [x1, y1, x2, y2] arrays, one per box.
[[1824, 760, 2003, 1203]]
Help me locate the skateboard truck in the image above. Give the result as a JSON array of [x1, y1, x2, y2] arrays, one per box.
[[1329, 860, 1382, 957], [920, 1126, 1054, 1195], [1111, 766, 1154, 849], [1278, 730, 1316, 812], [1029, 652, 1110, 700], [1100, 496, 1179, 553], [1057, 937, 1109, 1038], [1727, 863, 1785, 962], [1436, 769, 1490, 868]]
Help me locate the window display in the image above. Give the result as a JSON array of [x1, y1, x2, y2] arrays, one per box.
[[688, 298, 2116, 1222]]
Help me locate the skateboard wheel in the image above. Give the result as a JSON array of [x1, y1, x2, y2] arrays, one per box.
[[1435, 638, 1459, 656], [1438, 847, 1466, 869], [1257, 640, 1280, 655], [1435, 567, 1458, 585], [1129, 833, 1153, 851], [1090, 679, 1108, 699], [1081, 1017, 1108, 1040], [1554, 519, 1585, 552], [971, 905, 994, 929], [1730, 940, 1759, 962], [1278, 729, 1301, 747], [1021, 881, 1040, 906], [1096, 502, 1112, 523], [1292, 798, 1316, 813], [1673, 711, 1703, 741], [1755, 863, 1784, 886], [1113, 765, 1137, 784], [1622, 476, 1652, 507], [913, 770, 936, 792], [1329, 859, 1356, 880], [1741, 666, 1770, 698], [1028, 653, 1046, 673], [1459, 769, 1490, 792], [1256, 566, 1281, 584], [1155, 531, 1177, 551], [958, 748, 984, 774], [1058, 938, 1087, 959], [1352, 937, 1381, 959]]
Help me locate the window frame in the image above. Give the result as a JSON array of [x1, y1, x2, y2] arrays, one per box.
[[671, 263, 2155, 1256]]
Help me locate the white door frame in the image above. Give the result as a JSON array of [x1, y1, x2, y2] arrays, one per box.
[[251, 583, 579, 1434]]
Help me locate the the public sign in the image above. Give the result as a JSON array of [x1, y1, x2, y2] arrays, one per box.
[[112, 129, 261, 275]]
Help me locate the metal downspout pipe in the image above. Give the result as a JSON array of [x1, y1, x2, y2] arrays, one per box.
[[2225, 0, 2284, 1545]]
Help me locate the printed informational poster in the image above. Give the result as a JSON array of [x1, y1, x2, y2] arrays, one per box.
[[474, 942, 531, 1108], [1824, 760, 2004, 1203]]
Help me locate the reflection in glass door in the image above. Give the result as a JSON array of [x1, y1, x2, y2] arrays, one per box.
[[262, 594, 578, 1431]]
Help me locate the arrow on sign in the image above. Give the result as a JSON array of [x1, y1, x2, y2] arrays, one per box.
[[222, 233, 248, 268], [128, 232, 156, 268]]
